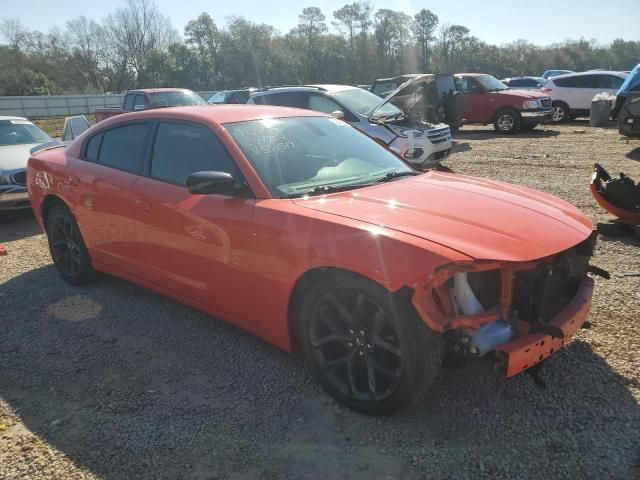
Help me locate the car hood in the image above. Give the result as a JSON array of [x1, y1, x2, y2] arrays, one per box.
[[0, 143, 41, 173], [370, 74, 437, 119], [499, 89, 548, 100], [292, 172, 592, 262]]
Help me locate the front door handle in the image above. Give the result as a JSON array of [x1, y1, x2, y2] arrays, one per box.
[[134, 198, 152, 212]]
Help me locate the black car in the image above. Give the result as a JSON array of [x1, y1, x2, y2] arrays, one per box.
[[500, 76, 546, 90]]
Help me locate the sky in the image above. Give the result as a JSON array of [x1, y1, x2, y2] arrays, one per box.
[[2, 0, 639, 46]]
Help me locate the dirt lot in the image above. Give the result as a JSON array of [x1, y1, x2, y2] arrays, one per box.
[[1, 121, 639, 480]]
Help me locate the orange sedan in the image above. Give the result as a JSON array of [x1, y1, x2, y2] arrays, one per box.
[[28, 106, 598, 415]]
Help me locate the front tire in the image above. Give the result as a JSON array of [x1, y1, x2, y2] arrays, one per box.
[[299, 273, 442, 415], [493, 109, 521, 134], [46, 204, 94, 285], [551, 101, 570, 123]]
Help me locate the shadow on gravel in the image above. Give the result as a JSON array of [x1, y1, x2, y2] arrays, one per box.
[[1, 266, 639, 479], [451, 141, 472, 154], [569, 118, 618, 130], [626, 147, 640, 161], [454, 128, 560, 141], [0, 210, 41, 242]]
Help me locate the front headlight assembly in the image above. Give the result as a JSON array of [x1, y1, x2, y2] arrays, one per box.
[[523, 100, 541, 110]]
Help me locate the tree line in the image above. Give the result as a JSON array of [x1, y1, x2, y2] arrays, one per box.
[[1, 0, 639, 96]]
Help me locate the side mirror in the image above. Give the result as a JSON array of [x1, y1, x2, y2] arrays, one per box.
[[331, 110, 345, 120], [186, 171, 237, 195], [471, 85, 483, 94]]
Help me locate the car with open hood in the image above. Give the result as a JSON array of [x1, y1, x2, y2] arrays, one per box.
[[28, 105, 599, 415], [0, 116, 54, 211], [248, 84, 452, 169], [454, 73, 553, 133], [370, 74, 464, 129]]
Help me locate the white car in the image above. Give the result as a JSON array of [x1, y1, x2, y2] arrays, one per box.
[[542, 71, 627, 122], [0, 116, 53, 211]]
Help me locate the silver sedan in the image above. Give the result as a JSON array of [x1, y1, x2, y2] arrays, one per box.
[[0, 116, 52, 211]]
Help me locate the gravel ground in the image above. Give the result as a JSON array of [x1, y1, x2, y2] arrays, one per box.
[[1, 121, 639, 480]]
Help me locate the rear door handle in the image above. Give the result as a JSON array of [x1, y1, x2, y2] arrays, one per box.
[[134, 198, 152, 212]]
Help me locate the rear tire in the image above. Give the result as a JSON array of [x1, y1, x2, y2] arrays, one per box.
[[493, 109, 521, 134], [298, 272, 443, 415], [551, 101, 570, 123], [46, 204, 94, 285]]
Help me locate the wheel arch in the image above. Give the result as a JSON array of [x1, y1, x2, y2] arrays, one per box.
[[286, 266, 413, 353], [40, 194, 69, 231], [492, 106, 520, 121]]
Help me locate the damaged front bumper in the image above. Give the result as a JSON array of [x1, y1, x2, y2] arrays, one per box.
[[495, 275, 592, 377], [411, 237, 599, 378]]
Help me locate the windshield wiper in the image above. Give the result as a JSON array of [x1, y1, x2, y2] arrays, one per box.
[[281, 183, 370, 199], [373, 170, 420, 183]]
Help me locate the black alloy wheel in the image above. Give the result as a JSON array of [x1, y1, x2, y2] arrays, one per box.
[[308, 288, 405, 403], [46, 204, 94, 285], [299, 273, 443, 415]]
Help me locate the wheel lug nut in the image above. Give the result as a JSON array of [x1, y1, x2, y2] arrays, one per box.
[[348, 329, 354, 334], [347, 342, 353, 347], [367, 344, 372, 349], [358, 351, 364, 356]]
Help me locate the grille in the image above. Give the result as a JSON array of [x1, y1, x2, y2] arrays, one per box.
[[540, 98, 552, 109], [11, 170, 27, 186], [511, 239, 592, 326], [427, 127, 451, 145]]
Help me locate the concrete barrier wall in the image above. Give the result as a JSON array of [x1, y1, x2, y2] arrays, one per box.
[[0, 92, 217, 118]]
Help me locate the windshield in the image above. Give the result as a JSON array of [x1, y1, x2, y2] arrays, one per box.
[[149, 91, 206, 108], [476, 75, 509, 92], [0, 120, 51, 146], [332, 88, 402, 118], [224, 116, 414, 198]]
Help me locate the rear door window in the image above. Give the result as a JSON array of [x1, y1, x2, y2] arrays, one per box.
[[150, 122, 237, 186], [574, 75, 599, 88], [598, 75, 624, 89], [259, 92, 308, 108], [97, 123, 150, 174]]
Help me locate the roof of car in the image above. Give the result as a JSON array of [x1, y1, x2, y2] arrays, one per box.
[[503, 76, 544, 80], [128, 88, 195, 94], [305, 84, 360, 93], [0, 116, 28, 121], [454, 73, 491, 77], [549, 71, 627, 80], [97, 105, 327, 126]]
